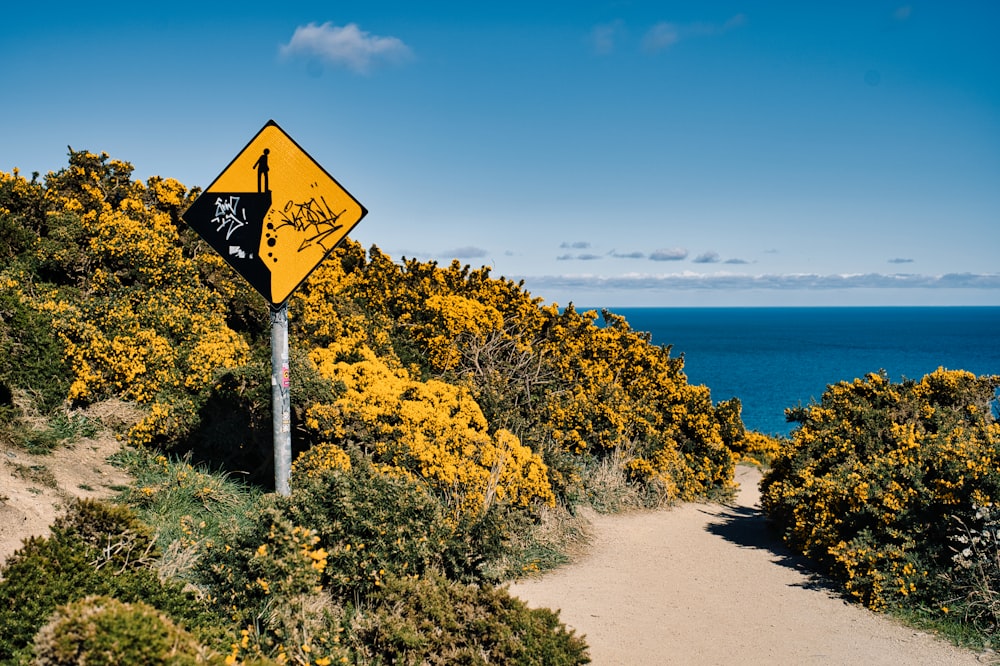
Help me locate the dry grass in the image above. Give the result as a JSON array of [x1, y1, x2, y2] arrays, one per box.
[[81, 398, 146, 432], [9, 461, 58, 489], [583, 444, 645, 513]]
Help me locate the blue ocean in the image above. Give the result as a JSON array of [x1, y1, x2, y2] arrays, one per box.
[[599, 307, 1000, 436]]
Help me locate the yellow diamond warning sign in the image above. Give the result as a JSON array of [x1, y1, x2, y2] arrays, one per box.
[[182, 120, 367, 306]]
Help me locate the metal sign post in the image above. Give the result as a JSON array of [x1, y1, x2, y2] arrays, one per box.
[[271, 304, 292, 496]]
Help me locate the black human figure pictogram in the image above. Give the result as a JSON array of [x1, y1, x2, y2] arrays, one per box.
[[253, 148, 270, 193]]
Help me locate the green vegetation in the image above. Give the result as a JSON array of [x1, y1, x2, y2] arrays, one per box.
[[3, 147, 995, 662], [0, 498, 224, 664], [33, 596, 210, 666], [347, 570, 589, 665]]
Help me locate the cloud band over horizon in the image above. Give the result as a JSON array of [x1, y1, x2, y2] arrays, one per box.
[[516, 272, 1000, 292]]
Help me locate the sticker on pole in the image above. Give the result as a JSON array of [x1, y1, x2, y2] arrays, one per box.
[[182, 120, 368, 306]]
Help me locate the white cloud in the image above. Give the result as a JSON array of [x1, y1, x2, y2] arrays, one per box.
[[649, 247, 688, 261], [642, 14, 745, 52], [443, 246, 489, 259], [693, 251, 721, 264], [642, 22, 680, 52], [591, 20, 626, 55], [560, 241, 592, 249], [280, 22, 412, 74]]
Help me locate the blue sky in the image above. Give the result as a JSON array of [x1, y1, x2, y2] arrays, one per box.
[[2, 1, 998, 307]]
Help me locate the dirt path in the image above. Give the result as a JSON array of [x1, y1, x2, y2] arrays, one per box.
[[510, 465, 991, 665]]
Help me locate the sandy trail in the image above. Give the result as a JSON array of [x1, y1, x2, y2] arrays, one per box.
[[510, 465, 989, 665]]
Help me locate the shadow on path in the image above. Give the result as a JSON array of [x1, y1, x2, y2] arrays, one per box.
[[703, 502, 844, 596]]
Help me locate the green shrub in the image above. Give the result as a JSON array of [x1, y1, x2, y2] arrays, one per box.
[[0, 499, 221, 663], [196, 504, 352, 664], [201, 456, 463, 609], [0, 533, 103, 662], [281, 455, 513, 600], [0, 498, 160, 660], [32, 596, 209, 666], [349, 569, 590, 665], [221, 594, 348, 666], [0, 276, 70, 414], [199, 506, 326, 619], [0, 287, 70, 415]]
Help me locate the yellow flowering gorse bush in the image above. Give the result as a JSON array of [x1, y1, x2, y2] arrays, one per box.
[[761, 368, 1000, 611], [301, 342, 555, 516], [312, 245, 743, 505], [538, 307, 736, 501], [2, 152, 250, 447], [401, 293, 505, 372]]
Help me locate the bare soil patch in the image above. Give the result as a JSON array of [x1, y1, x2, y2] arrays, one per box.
[[1, 405, 134, 565]]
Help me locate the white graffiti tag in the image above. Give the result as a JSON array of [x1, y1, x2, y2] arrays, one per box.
[[212, 195, 246, 240]]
